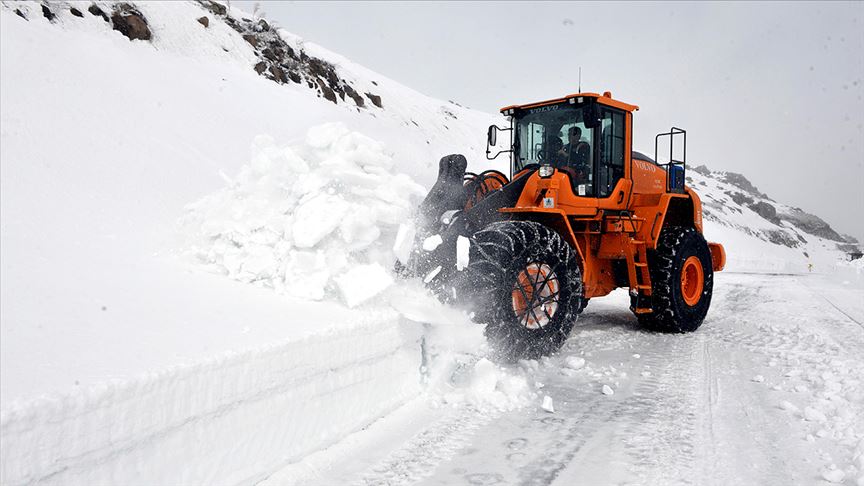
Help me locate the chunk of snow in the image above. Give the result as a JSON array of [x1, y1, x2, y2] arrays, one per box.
[[565, 356, 586, 370], [305, 122, 351, 149], [751, 375, 765, 383], [338, 204, 380, 250], [541, 395, 555, 413], [392, 222, 416, 265], [601, 385, 615, 396], [423, 265, 442, 283], [632, 353, 641, 359], [292, 194, 351, 248], [469, 359, 499, 395], [451, 358, 533, 412], [422, 234, 443, 251], [335, 263, 393, 307], [820, 467, 845, 483], [456, 235, 470, 270], [803, 406, 828, 422]]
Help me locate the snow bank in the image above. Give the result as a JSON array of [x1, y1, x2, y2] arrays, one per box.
[[0, 314, 422, 486], [0, 5, 504, 484], [832, 258, 864, 286], [182, 123, 426, 306]]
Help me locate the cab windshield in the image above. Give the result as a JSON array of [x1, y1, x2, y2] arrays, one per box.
[[514, 103, 596, 196]]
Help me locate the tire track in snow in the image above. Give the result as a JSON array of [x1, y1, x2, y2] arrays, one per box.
[[609, 337, 701, 486], [699, 336, 720, 486], [351, 407, 495, 486], [345, 275, 860, 486]]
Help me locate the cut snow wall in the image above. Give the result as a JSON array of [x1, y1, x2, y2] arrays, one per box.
[[0, 315, 422, 486]]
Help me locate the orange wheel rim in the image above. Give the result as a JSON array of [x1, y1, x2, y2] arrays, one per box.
[[511, 263, 560, 329], [680, 256, 704, 306]]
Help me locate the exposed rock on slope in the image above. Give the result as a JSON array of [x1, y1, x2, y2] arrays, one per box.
[[689, 165, 858, 255], [198, 0, 374, 107], [110, 3, 150, 41], [778, 206, 851, 243], [10, 0, 379, 108]]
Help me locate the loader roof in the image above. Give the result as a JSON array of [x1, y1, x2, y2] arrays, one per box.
[[500, 91, 639, 114]]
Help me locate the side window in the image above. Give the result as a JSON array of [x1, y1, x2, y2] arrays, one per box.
[[518, 122, 545, 165], [599, 110, 625, 197]]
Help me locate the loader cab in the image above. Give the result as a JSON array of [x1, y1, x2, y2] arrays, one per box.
[[492, 92, 636, 202]]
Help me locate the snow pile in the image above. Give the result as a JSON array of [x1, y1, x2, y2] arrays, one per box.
[[386, 284, 537, 413], [182, 123, 426, 306], [833, 258, 864, 285], [428, 357, 535, 413]]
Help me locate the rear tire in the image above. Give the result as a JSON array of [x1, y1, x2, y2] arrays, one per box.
[[458, 221, 583, 361], [637, 226, 713, 332]]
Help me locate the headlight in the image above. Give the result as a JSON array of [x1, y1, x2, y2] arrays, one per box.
[[539, 164, 555, 178]]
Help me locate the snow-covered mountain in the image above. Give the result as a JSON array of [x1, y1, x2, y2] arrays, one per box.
[[1, 2, 861, 485], [688, 165, 859, 273]]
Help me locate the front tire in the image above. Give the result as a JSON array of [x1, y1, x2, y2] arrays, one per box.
[[458, 221, 583, 361], [638, 226, 714, 332]]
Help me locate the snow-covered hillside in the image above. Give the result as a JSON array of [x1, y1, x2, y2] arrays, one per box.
[[1, 2, 861, 485], [690, 165, 859, 274]]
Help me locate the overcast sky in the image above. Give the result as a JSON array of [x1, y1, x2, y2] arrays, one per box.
[[236, 1, 864, 243]]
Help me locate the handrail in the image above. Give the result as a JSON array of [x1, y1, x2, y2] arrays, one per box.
[[654, 127, 686, 193]]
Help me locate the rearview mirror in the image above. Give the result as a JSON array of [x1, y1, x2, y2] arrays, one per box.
[[485, 125, 513, 160], [487, 125, 497, 146], [584, 103, 601, 129]]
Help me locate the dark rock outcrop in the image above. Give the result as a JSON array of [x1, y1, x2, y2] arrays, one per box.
[[725, 191, 753, 206], [343, 84, 364, 108], [199, 0, 226, 16], [111, 4, 151, 41], [722, 172, 767, 198], [242, 34, 257, 47], [70, 7, 84, 18], [762, 229, 801, 248], [365, 92, 382, 108], [41, 4, 56, 21], [778, 207, 847, 242], [89, 4, 109, 22], [194, 1, 379, 110], [197, 16, 209, 27], [268, 65, 286, 83], [262, 47, 282, 62], [286, 69, 301, 84], [748, 201, 781, 224], [691, 164, 711, 176], [320, 84, 337, 104]]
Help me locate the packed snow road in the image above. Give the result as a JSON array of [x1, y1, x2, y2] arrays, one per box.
[[267, 272, 864, 486]]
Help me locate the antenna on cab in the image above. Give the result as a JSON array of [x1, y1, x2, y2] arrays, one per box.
[[578, 67, 582, 92]]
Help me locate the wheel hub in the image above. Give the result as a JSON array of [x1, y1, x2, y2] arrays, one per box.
[[511, 262, 560, 329], [680, 255, 704, 306]]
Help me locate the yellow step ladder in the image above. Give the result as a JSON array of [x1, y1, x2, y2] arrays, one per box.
[[625, 239, 653, 314]]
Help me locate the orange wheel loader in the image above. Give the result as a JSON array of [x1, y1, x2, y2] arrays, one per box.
[[401, 91, 726, 360]]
